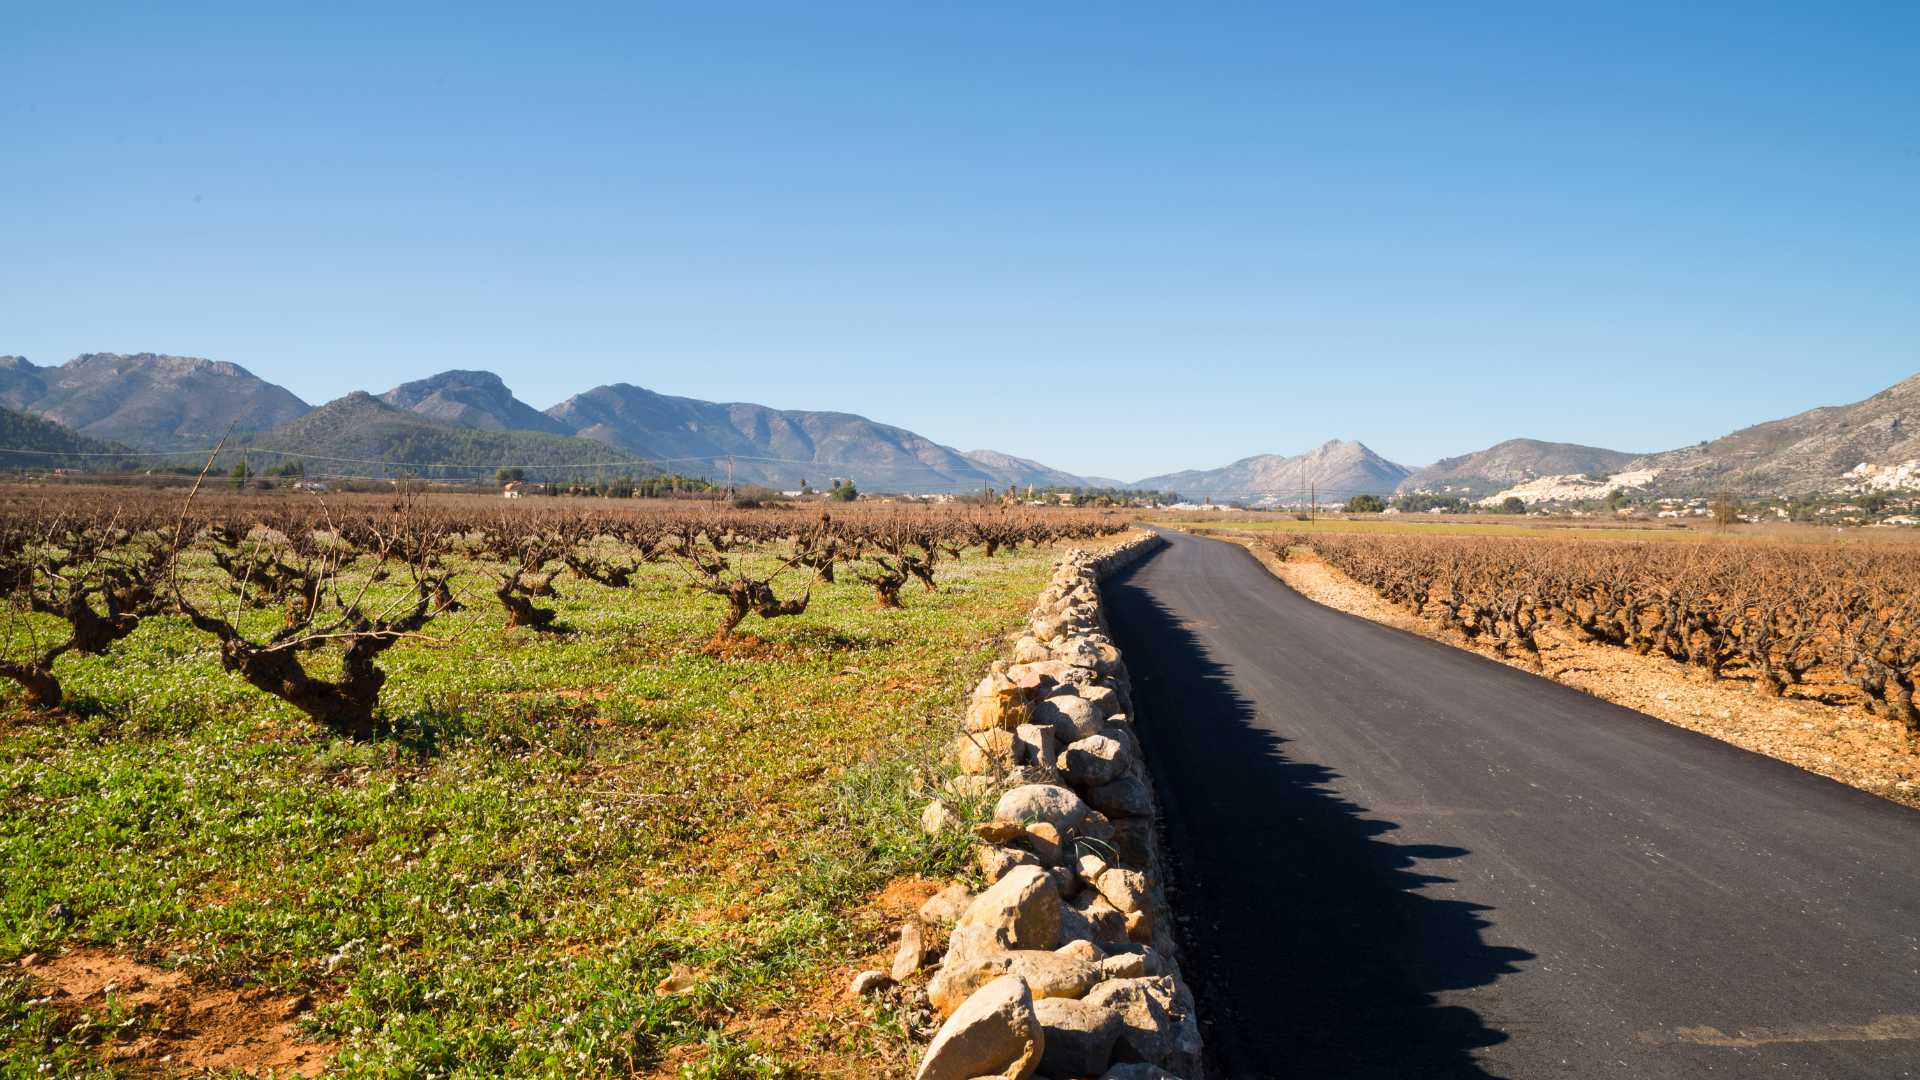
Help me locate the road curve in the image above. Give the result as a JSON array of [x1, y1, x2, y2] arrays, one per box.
[[1103, 528, 1920, 1080]]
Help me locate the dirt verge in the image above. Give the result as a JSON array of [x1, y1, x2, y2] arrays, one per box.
[[21, 948, 334, 1076], [1226, 537, 1920, 809]]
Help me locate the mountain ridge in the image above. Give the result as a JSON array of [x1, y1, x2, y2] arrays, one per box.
[[1397, 439, 1644, 498], [0, 405, 133, 467], [1623, 373, 1920, 496], [1133, 440, 1411, 503], [381, 370, 570, 435], [543, 382, 1064, 491], [6, 351, 1918, 499], [1, 353, 312, 451], [232, 392, 649, 482]]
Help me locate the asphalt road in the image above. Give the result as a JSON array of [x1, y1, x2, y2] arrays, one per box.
[[1102, 529, 1920, 1080]]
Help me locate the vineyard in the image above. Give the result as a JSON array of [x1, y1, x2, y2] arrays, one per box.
[[0, 486, 1130, 1076], [0, 488, 1126, 737], [1267, 532, 1920, 730]]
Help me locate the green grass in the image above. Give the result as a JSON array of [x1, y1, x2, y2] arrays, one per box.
[[0, 545, 1060, 1077]]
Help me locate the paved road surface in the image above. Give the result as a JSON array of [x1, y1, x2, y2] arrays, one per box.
[[1103, 529, 1920, 1079]]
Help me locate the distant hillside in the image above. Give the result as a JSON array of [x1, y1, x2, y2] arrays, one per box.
[[0, 405, 133, 468], [1134, 440, 1410, 503], [961, 449, 1098, 490], [0, 353, 1107, 493], [0, 357, 47, 410], [1399, 439, 1642, 498], [1629, 373, 1920, 496], [0, 353, 312, 450], [235, 393, 649, 482], [381, 370, 570, 435], [545, 383, 1009, 491]]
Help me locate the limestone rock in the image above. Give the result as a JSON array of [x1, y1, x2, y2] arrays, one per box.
[[1054, 637, 1104, 671], [918, 883, 973, 928], [850, 969, 892, 996], [929, 931, 1101, 1014], [978, 845, 1042, 883], [1034, 996, 1125, 1078], [1007, 659, 1096, 693], [994, 784, 1090, 834], [965, 678, 1030, 733], [1013, 723, 1057, 772], [921, 800, 963, 836], [1095, 868, 1150, 914], [1032, 694, 1103, 743], [1077, 684, 1122, 718], [1078, 809, 1117, 842], [1100, 723, 1142, 763], [916, 974, 1043, 1080], [1062, 734, 1127, 787], [1067, 891, 1131, 947], [1086, 775, 1154, 819], [1083, 976, 1203, 1076], [892, 918, 928, 982], [973, 820, 1026, 845], [1124, 908, 1154, 943], [958, 865, 1061, 950], [950, 730, 1018, 775], [1011, 635, 1051, 664], [1056, 938, 1103, 965], [1075, 851, 1112, 885], [1023, 822, 1066, 866]]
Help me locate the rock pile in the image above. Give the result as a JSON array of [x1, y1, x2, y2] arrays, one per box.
[[903, 534, 1201, 1080]]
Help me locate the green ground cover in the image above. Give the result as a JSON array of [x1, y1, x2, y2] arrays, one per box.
[[1, 543, 1063, 1077]]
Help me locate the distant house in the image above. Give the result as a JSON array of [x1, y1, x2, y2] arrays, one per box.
[[502, 481, 525, 500], [292, 480, 331, 494]]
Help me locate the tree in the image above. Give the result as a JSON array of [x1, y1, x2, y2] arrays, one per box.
[[497, 467, 526, 485], [829, 480, 859, 503], [230, 461, 250, 489], [1500, 497, 1527, 515], [1710, 494, 1741, 527], [174, 507, 455, 739], [1344, 494, 1387, 514]]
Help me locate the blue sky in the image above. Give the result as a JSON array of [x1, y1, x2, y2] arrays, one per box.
[[3, 2, 1916, 480]]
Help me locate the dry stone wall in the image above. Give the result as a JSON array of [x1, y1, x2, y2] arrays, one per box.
[[892, 533, 1202, 1080]]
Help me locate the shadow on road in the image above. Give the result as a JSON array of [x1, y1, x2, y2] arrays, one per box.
[[1104, 559, 1534, 1079]]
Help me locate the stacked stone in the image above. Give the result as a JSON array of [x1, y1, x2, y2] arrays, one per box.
[[908, 535, 1200, 1080]]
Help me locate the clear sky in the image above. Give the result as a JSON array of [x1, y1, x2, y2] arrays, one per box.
[[3, 2, 1916, 480]]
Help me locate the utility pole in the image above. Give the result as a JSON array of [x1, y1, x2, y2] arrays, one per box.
[[1310, 482, 1317, 522], [725, 455, 734, 500]]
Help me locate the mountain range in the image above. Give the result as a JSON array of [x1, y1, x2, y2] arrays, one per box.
[[1396, 440, 1644, 499], [1134, 441, 1412, 503], [1, 352, 1916, 500], [1, 353, 310, 451], [1618, 372, 1920, 497]]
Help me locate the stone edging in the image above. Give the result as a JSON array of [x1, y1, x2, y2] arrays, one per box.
[[895, 532, 1202, 1080]]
